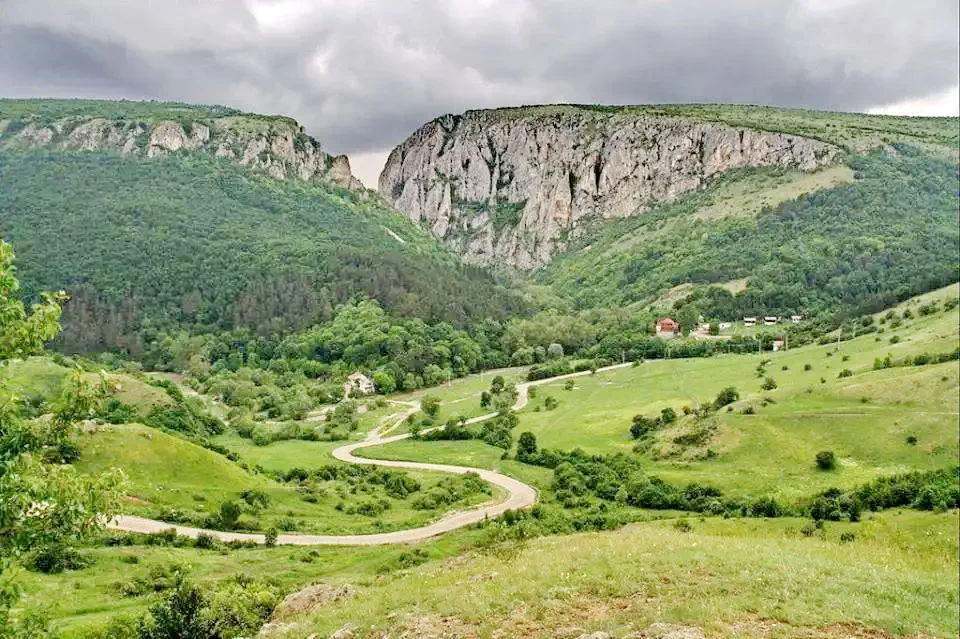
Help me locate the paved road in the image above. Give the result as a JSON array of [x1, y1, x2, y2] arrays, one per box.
[[108, 362, 632, 545]]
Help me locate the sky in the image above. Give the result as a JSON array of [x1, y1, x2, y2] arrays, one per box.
[[1, 0, 957, 188]]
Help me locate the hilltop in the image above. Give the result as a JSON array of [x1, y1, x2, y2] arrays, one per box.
[[0, 99, 530, 354], [0, 99, 362, 188]]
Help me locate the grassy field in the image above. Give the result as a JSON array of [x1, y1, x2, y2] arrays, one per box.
[[280, 509, 958, 638], [1, 357, 171, 415], [75, 423, 497, 536], [367, 285, 959, 500], [19, 508, 957, 638]]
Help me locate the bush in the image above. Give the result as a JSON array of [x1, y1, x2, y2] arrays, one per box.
[[194, 533, 217, 549], [218, 500, 242, 529], [264, 528, 278, 548], [563, 379, 575, 391], [713, 386, 739, 409], [760, 376, 778, 391], [421, 394, 441, 418], [660, 407, 677, 424], [837, 369, 853, 378], [543, 396, 559, 411], [815, 451, 837, 471], [906, 434, 918, 445], [25, 545, 93, 573]]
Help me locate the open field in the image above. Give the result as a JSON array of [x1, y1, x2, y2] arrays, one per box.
[[19, 509, 958, 638], [367, 287, 959, 500], [76, 423, 497, 536]]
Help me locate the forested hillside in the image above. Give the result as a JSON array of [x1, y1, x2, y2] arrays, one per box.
[[538, 145, 960, 320], [0, 150, 529, 354]]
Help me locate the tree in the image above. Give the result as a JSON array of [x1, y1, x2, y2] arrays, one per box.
[[761, 376, 778, 391], [0, 240, 125, 635], [659, 407, 677, 424], [372, 370, 396, 394], [490, 375, 505, 395], [421, 394, 441, 418], [516, 432, 538, 462], [547, 343, 564, 359], [676, 305, 699, 336], [479, 391, 491, 409], [137, 572, 214, 639]]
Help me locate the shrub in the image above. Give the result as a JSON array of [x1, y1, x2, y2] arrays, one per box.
[[760, 377, 777, 391], [218, 500, 242, 529], [889, 335, 901, 344], [563, 379, 575, 391], [673, 519, 693, 533], [803, 363, 812, 371], [25, 545, 92, 573], [839, 531, 856, 543], [837, 369, 853, 378], [264, 528, 278, 548], [660, 407, 677, 424], [194, 533, 217, 549], [421, 394, 441, 418], [815, 451, 837, 471], [713, 386, 739, 409], [543, 396, 559, 410], [906, 434, 918, 445]]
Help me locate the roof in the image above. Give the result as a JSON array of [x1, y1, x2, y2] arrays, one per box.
[[347, 371, 371, 381], [657, 317, 677, 326]]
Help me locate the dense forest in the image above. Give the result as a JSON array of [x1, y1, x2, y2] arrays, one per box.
[[0, 151, 530, 354], [539, 146, 960, 322]]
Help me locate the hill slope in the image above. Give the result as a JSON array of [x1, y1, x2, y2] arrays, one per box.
[[379, 103, 957, 270], [381, 104, 959, 319], [0, 101, 530, 353]]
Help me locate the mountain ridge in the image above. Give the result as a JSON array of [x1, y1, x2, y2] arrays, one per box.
[[378, 104, 959, 270]]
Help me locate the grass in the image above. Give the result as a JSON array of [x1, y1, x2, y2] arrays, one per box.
[[365, 290, 959, 500], [1, 357, 171, 414], [19, 507, 957, 638], [74, 423, 497, 536], [281, 509, 959, 638]]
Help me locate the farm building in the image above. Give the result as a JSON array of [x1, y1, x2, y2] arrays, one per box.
[[345, 371, 375, 396], [743, 317, 757, 327], [791, 315, 803, 324], [764, 316, 779, 325], [656, 317, 679, 338], [773, 339, 786, 352]]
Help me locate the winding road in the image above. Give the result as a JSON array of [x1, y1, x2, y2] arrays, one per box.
[[108, 363, 633, 545]]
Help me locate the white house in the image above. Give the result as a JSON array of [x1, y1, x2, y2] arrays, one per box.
[[345, 371, 375, 397], [764, 316, 779, 325], [791, 315, 803, 324], [772, 339, 786, 352], [743, 317, 757, 327]]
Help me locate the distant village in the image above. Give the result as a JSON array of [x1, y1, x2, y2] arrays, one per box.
[[655, 314, 803, 351]]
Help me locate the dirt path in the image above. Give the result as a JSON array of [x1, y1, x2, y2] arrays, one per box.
[[108, 363, 632, 546]]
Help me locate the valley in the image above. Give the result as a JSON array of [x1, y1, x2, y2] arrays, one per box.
[[0, 97, 957, 639]]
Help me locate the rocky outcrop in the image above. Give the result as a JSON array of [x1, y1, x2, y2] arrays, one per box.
[[379, 106, 843, 269], [0, 113, 363, 190]]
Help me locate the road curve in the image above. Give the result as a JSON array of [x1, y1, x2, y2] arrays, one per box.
[[108, 362, 633, 545]]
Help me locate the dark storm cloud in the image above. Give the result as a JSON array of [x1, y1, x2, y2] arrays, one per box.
[[1, 0, 957, 155]]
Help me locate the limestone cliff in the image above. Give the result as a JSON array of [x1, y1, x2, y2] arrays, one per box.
[[0, 113, 363, 190], [379, 106, 843, 269]]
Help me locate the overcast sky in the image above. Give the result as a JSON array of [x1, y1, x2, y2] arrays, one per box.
[[2, 0, 958, 187]]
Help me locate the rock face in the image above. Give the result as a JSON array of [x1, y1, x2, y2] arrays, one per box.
[[379, 106, 842, 269], [0, 114, 363, 190]]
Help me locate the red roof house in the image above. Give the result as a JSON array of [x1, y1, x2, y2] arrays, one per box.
[[656, 317, 679, 337]]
